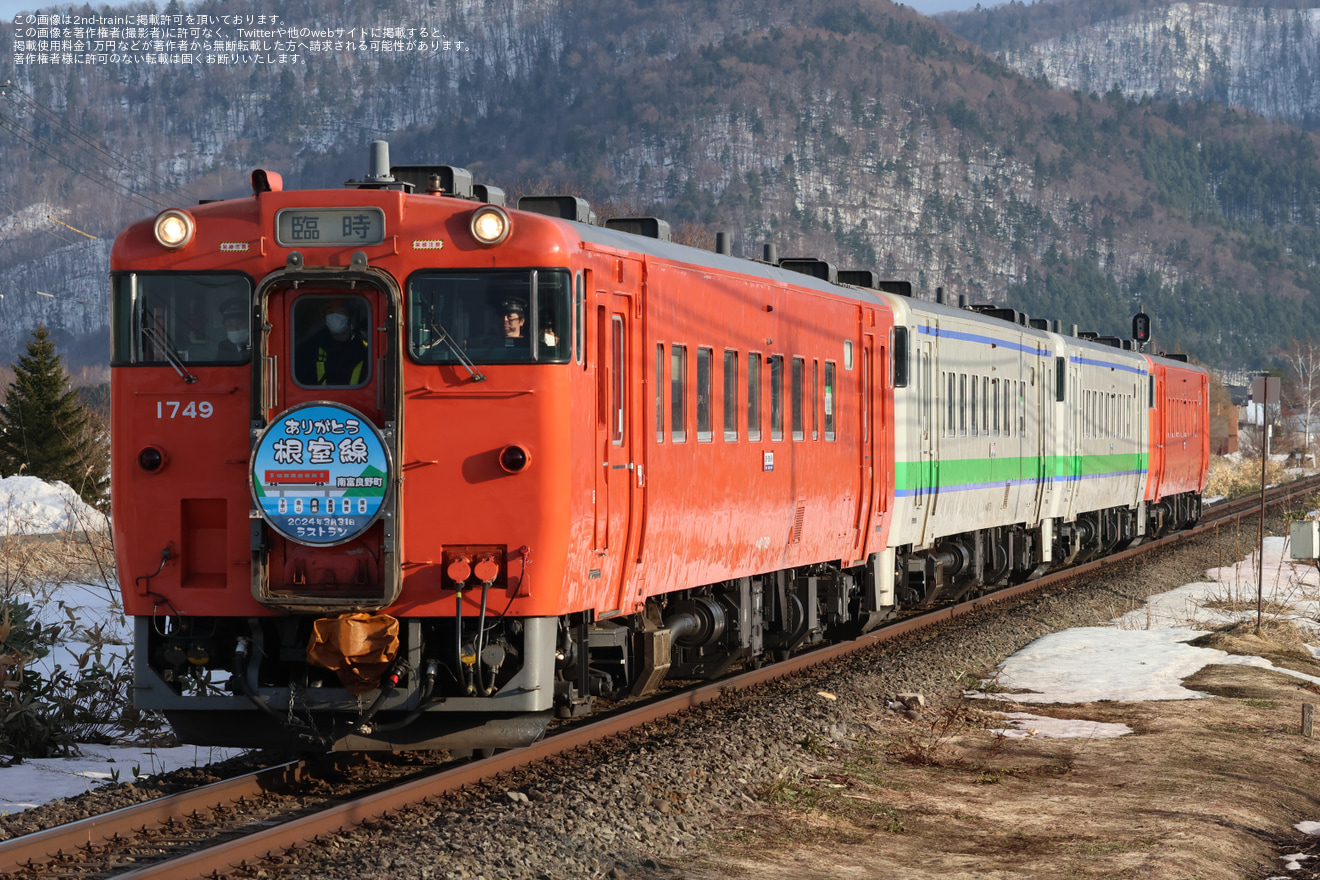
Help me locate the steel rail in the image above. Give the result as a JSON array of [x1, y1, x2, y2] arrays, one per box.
[[0, 757, 354, 874], [9, 475, 1319, 880]]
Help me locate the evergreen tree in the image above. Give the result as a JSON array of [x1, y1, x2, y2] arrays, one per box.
[[0, 327, 107, 506]]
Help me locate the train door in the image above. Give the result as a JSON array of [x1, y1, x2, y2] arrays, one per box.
[[1066, 360, 1083, 521], [594, 289, 639, 615], [252, 273, 401, 608], [913, 333, 936, 544], [1030, 348, 1047, 520], [1148, 368, 1165, 499], [851, 327, 877, 561]]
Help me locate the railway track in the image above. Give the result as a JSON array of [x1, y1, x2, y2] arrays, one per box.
[[4, 474, 1318, 880]]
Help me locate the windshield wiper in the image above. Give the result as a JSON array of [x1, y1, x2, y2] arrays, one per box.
[[141, 325, 199, 384], [425, 317, 485, 382]]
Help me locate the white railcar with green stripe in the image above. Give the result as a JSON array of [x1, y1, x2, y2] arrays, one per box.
[[878, 291, 1154, 606]]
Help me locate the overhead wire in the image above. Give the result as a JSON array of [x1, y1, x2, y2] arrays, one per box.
[[0, 108, 168, 212], [0, 81, 195, 213], [2, 82, 203, 203]]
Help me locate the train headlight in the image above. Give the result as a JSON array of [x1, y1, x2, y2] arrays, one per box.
[[153, 210, 195, 249], [499, 445, 530, 473], [470, 206, 511, 247]]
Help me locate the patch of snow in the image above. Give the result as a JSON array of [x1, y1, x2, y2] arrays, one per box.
[[0, 475, 106, 534], [995, 712, 1131, 739], [0, 744, 244, 813]]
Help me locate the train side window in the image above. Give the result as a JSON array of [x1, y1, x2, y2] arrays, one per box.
[[982, 376, 989, 435], [770, 355, 784, 441], [671, 345, 687, 443], [946, 372, 955, 436], [844, 340, 853, 370], [655, 344, 664, 443], [791, 356, 805, 441], [1006, 381, 1014, 437], [574, 272, 585, 367], [723, 350, 739, 441], [959, 373, 967, 436], [1019, 381, 1025, 435], [824, 361, 836, 441], [970, 374, 978, 437], [748, 353, 762, 441], [1149, 375, 1155, 408], [892, 327, 909, 388], [697, 347, 713, 443], [992, 379, 1000, 435], [1055, 356, 1066, 402], [812, 360, 819, 440], [611, 316, 625, 445]]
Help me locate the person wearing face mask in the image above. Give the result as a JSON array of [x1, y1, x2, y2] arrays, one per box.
[[215, 298, 251, 360], [300, 297, 369, 385]]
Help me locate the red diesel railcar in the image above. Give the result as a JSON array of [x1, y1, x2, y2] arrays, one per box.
[[112, 145, 898, 750]]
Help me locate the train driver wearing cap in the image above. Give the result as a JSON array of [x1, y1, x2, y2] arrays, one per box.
[[497, 297, 528, 347]]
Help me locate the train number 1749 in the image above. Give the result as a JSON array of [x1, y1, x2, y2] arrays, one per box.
[[156, 400, 214, 419]]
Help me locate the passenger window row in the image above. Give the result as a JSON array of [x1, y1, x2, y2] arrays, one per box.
[[941, 371, 1020, 439], [1081, 389, 1135, 440], [656, 344, 837, 445]]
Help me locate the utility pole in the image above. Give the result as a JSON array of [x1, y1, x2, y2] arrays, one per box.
[[1252, 374, 1281, 634]]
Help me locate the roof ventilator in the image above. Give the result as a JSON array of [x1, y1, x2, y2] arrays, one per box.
[[780, 258, 837, 283], [604, 217, 672, 241], [518, 196, 596, 224]]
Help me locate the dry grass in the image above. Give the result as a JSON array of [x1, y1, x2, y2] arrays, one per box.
[[1207, 455, 1288, 498]]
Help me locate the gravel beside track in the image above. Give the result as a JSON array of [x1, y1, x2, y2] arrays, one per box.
[[250, 517, 1267, 880], [0, 511, 1287, 880]]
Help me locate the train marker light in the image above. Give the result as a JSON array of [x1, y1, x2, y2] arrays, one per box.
[[138, 446, 165, 472], [153, 210, 195, 248], [470, 205, 511, 246]]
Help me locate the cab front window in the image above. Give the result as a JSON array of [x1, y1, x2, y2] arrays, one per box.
[[408, 269, 571, 365], [111, 273, 253, 366]]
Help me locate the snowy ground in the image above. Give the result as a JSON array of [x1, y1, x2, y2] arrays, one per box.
[[974, 531, 1320, 878], [0, 476, 243, 814], [985, 535, 1320, 710]]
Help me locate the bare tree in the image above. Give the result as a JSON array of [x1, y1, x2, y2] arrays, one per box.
[[1279, 339, 1320, 463]]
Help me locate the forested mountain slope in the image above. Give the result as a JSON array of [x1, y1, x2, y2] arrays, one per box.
[[945, 0, 1320, 129], [3, 0, 1320, 369]]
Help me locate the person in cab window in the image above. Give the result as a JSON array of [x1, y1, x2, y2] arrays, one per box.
[[540, 318, 558, 350], [497, 297, 528, 348], [215, 297, 250, 360], [303, 298, 368, 385]]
